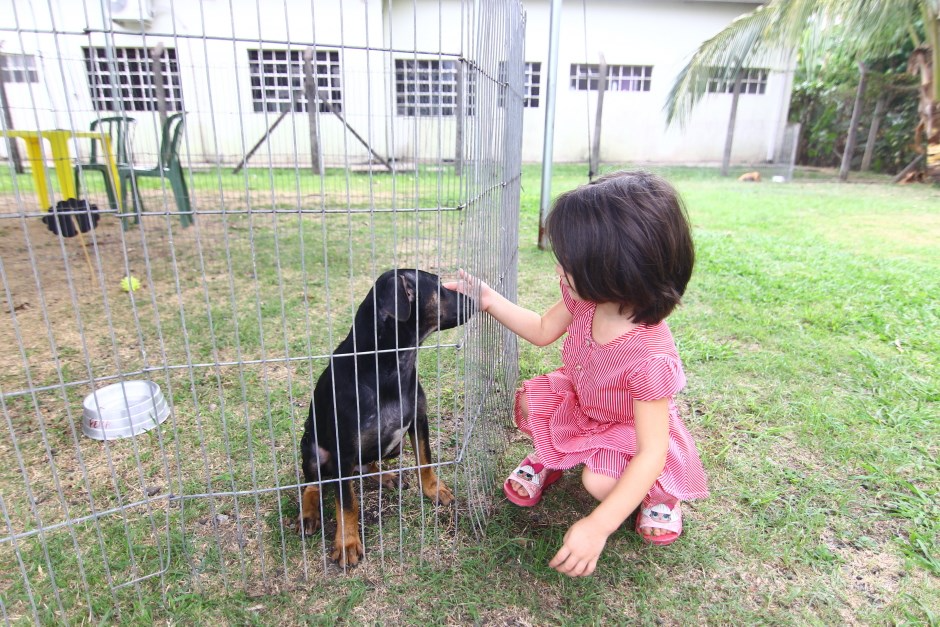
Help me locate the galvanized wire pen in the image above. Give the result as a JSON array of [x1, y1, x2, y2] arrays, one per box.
[[0, 0, 524, 620]]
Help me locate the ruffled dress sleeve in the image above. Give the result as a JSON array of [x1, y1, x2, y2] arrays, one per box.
[[560, 280, 591, 316], [626, 355, 687, 401]]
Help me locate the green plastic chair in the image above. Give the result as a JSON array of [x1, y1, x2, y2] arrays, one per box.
[[73, 115, 135, 211], [120, 112, 193, 228]]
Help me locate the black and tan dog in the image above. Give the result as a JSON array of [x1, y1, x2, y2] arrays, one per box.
[[299, 269, 475, 566]]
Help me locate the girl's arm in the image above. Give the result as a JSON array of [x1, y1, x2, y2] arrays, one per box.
[[444, 270, 572, 347], [549, 397, 670, 577]]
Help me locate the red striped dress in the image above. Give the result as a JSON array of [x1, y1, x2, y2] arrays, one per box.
[[515, 282, 709, 502]]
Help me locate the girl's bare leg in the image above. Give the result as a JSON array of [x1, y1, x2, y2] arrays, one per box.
[[582, 466, 677, 537]]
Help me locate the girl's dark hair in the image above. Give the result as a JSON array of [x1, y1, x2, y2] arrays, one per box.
[[545, 170, 694, 325]]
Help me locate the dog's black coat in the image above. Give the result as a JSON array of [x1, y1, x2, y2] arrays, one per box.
[[299, 268, 474, 565]]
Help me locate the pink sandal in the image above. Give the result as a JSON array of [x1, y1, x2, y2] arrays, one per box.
[[636, 501, 682, 545], [503, 456, 563, 507]]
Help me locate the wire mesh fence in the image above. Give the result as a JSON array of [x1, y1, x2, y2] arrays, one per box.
[[0, 0, 525, 620]]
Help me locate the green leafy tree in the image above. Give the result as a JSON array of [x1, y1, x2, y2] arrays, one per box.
[[665, 0, 940, 183], [791, 39, 919, 174]]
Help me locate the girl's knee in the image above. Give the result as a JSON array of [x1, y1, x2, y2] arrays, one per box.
[[581, 467, 617, 501]]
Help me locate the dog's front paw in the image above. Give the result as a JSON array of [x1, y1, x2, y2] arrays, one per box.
[[298, 514, 321, 536], [423, 480, 454, 506], [331, 535, 364, 567], [299, 486, 322, 536], [377, 471, 404, 490]]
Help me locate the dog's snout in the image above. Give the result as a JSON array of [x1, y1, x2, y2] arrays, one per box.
[[429, 282, 476, 331], [456, 292, 476, 324]]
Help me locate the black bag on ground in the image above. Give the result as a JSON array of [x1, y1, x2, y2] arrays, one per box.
[[42, 198, 99, 238]]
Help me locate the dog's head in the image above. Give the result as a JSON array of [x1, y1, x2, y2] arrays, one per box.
[[369, 269, 476, 341]]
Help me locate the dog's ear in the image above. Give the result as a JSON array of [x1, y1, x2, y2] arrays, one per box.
[[377, 272, 415, 321]]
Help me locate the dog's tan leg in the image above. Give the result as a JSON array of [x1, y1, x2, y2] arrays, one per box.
[[331, 481, 364, 567], [364, 461, 405, 490], [299, 484, 321, 536], [409, 430, 454, 506]]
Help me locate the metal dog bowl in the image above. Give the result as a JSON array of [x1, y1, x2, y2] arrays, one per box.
[[82, 380, 169, 440]]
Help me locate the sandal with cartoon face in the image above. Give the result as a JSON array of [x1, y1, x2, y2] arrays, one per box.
[[503, 455, 563, 507], [636, 501, 682, 545]]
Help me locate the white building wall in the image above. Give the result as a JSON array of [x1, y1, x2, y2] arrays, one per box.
[[383, 0, 462, 164], [1, 0, 790, 167], [521, 0, 791, 164], [1, 0, 390, 166]]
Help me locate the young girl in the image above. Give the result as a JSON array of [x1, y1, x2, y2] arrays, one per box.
[[446, 170, 708, 577]]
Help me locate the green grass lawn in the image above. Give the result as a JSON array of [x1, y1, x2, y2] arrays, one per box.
[[4, 163, 938, 624], [159, 164, 936, 624]]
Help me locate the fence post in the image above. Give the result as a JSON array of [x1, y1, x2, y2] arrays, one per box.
[[150, 44, 168, 127], [0, 59, 24, 174], [304, 48, 324, 176], [589, 54, 607, 181]]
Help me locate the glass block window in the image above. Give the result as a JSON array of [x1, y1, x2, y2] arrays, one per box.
[[498, 61, 541, 108], [569, 64, 652, 92], [83, 47, 183, 112], [247, 49, 342, 113], [0, 54, 39, 83], [395, 58, 475, 116], [706, 68, 768, 94]]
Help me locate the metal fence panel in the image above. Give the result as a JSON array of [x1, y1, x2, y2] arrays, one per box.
[[0, 0, 524, 620]]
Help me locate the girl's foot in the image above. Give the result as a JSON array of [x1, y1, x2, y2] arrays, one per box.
[[636, 501, 682, 545], [504, 454, 563, 507]]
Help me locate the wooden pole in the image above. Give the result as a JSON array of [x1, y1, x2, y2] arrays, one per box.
[[232, 108, 289, 174], [0, 59, 24, 174], [303, 48, 324, 176], [316, 87, 393, 171], [891, 154, 923, 183], [150, 44, 168, 127], [589, 54, 607, 181]]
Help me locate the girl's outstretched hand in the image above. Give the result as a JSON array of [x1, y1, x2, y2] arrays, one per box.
[[443, 269, 496, 312], [548, 517, 609, 577]]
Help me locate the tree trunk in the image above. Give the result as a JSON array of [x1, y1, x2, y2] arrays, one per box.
[[928, 12, 940, 183], [721, 72, 743, 177], [840, 62, 868, 181], [908, 14, 939, 183], [861, 94, 887, 172]]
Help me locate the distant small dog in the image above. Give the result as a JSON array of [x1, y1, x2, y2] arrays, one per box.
[[298, 269, 475, 566], [738, 171, 762, 182]]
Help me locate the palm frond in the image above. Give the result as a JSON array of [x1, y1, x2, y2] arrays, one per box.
[[664, 0, 816, 126], [664, 0, 924, 127]]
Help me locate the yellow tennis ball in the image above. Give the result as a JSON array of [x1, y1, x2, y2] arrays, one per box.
[[120, 276, 141, 292]]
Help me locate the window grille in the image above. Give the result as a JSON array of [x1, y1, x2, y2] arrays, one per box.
[[569, 63, 652, 92], [706, 68, 768, 95], [83, 46, 184, 112], [0, 53, 39, 83], [395, 58, 475, 116], [498, 61, 541, 108], [247, 48, 342, 113]]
